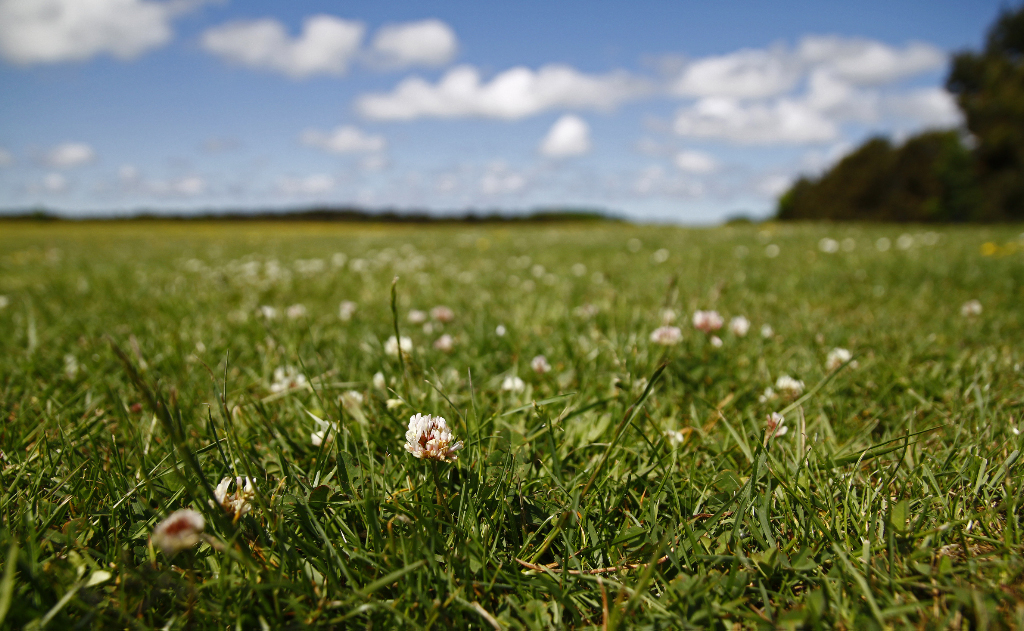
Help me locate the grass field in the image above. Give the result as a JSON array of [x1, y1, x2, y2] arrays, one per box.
[[1, 220, 1024, 629]]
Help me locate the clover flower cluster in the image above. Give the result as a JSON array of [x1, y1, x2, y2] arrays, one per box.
[[650, 325, 683, 345], [404, 413, 464, 462], [826, 347, 857, 371], [151, 509, 205, 555], [766, 412, 788, 439], [692, 310, 724, 333], [270, 367, 306, 394], [212, 476, 255, 520]]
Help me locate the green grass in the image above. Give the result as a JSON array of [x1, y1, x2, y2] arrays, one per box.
[[1, 220, 1023, 629]]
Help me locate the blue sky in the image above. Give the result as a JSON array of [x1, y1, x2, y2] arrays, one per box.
[[0, 0, 1008, 222]]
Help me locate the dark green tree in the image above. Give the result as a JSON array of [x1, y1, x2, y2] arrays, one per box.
[[947, 5, 1024, 219], [776, 131, 979, 222], [778, 4, 1023, 222]]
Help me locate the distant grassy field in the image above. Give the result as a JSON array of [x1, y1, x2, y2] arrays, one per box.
[[1, 220, 1023, 629]]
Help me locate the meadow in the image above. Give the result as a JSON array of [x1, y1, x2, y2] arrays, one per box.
[[1, 219, 1023, 629]]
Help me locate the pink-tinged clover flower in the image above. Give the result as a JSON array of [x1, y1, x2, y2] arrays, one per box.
[[430, 306, 454, 322], [692, 310, 724, 333], [531, 355, 552, 374], [407, 309, 427, 324], [434, 334, 455, 352], [650, 325, 683, 345], [961, 300, 982, 317], [766, 412, 788, 440], [404, 413, 464, 462], [151, 509, 205, 555]]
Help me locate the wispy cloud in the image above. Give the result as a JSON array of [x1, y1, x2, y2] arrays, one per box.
[[356, 64, 651, 120], [201, 15, 365, 78]]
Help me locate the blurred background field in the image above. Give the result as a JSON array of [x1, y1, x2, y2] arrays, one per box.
[[1, 220, 1024, 628]]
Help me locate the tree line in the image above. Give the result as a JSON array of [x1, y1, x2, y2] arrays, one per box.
[[778, 6, 1024, 222]]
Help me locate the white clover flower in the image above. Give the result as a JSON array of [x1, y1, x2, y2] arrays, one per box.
[[341, 390, 364, 409], [826, 348, 857, 371], [766, 412, 788, 439], [729, 316, 750, 337], [404, 413, 464, 462], [270, 367, 307, 393], [574, 304, 600, 319], [961, 299, 982, 317], [384, 335, 413, 357], [407, 309, 427, 324], [660, 308, 678, 324], [385, 398, 404, 410], [151, 509, 205, 555], [212, 476, 255, 519], [664, 429, 686, 447], [311, 430, 331, 447], [259, 305, 278, 320], [775, 375, 805, 396], [501, 375, 525, 392], [531, 354, 552, 374], [710, 335, 723, 348], [692, 310, 724, 333], [286, 304, 307, 319], [433, 334, 455, 352], [430, 305, 454, 323], [372, 371, 387, 390], [495, 324, 507, 337], [339, 300, 357, 321], [761, 324, 774, 338], [63, 354, 79, 379], [650, 325, 682, 346], [758, 387, 776, 403], [0, 295, 9, 310]]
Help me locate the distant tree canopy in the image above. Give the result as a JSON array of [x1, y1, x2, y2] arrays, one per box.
[[778, 5, 1024, 222]]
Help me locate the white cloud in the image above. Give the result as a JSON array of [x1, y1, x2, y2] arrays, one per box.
[[356, 64, 650, 120], [300, 125, 386, 154], [369, 19, 456, 69], [671, 46, 800, 99], [359, 154, 388, 171], [632, 165, 706, 198], [0, 147, 13, 167], [755, 174, 794, 197], [673, 97, 837, 144], [45, 142, 96, 167], [480, 162, 527, 195], [118, 164, 139, 181], [0, 0, 181, 64], [171, 175, 204, 196], [539, 114, 591, 157], [674, 150, 718, 173], [803, 70, 879, 122], [884, 87, 962, 127], [43, 172, 68, 192], [201, 15, 364, 78], [798, 36, 945, 86], [278, 174, 335, 195]]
